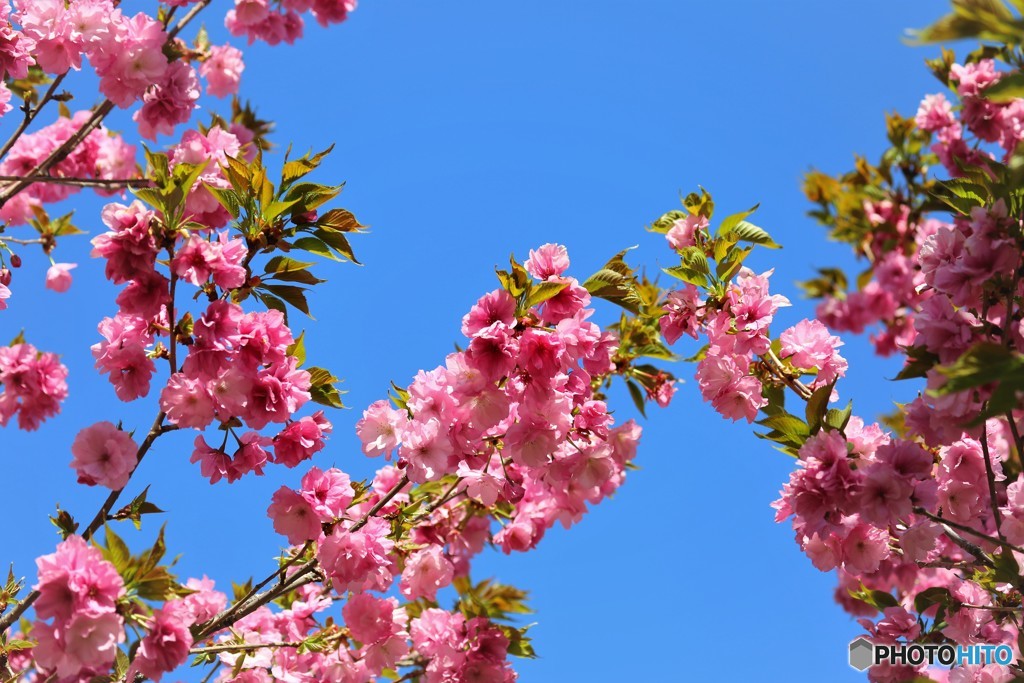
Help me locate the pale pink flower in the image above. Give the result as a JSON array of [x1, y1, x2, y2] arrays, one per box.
[[44, 262, 76, 292], [356, 399, 409, 457], [200, 43, 245, 97], [400, 545, 454, 601]]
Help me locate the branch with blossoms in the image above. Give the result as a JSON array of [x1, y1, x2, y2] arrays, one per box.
[[0, 134, 678, 682], [646, 181, 1024, 681]]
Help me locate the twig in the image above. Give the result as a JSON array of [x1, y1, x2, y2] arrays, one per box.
[[199, 661, 221, 683], [0, 413, 176, 633], [0, 73, 68, 161], [980, 420, 1006, 541], [763, 349, 813, 401], [190, 476, 412, 641], [0, 175, 150, 188], [0, 237, 44, 246], [960, 603, 1022, 613], [0, 102, 114, 206], [190, 639, 307, 655], [0, 0, 212, 207]]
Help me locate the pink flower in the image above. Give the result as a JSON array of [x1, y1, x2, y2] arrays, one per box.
[[356, 399, 409, 457], [200, 43, 245, 97], [160, 373, 216, 429], [273, 411, 332, 468], [399, 417, 454, 482], [180, 576, 227, 623], [299, 466, 354, 521], [0, 342, 69, 430], [343, 593, 398, 645], [190, 435, 233, 484], [695, 351, 766, 423], [243, 358, 311, 429], [44, 262, 76, 292], [400, 545, 454, 601], [666, 213, 708, 250], [130, 602, 194, 681], [660, 286, 703, 343], [461, 289, 516, 337], [172, 234, 216, 285], [32, 535, 126, 679], [70, 421, 138, 489], [779, 318, 848, 387], [267, 486, 320, 545], [92, 313, 155, 402], [133, 61, 200, 140], [317, 517, 395, 593], [915, 93, 956, 132], [35, 535, 125, 621], [841, 523, 891, 574], [33, 612, 125, 678], [91, 201, 158, 284], [524, 243, 569, 280]]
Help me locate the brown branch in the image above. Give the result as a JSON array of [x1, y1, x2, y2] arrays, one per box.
[[763, 349, 813, 401], [0, 175, 150, 188], [190, 475, 412, 641], [0, 0, 213, 207], [0, 101, 115, 206], [0, 237, 44, 246], [980, 420, 1006, 541], [0, 413, 176, 633], [0, 73, 68, 162]]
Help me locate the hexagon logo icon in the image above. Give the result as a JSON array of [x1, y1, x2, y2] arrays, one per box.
[[849, 637, 874, 671]]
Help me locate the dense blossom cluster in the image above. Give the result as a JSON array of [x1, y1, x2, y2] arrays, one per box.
[[652, 43, 1024, 681], [0, 340, 68, 430]]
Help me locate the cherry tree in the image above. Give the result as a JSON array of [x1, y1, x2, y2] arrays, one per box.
[[4, 0, 1024, 681]]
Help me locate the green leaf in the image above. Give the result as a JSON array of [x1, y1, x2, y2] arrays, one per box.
[[317, 208, 363, 232], [930, 178, 988, 216], [682, 187, 714, 219], [805, 380, 837, 433], [287, 330, 306, 366], [625, 379, 647, 417], [204, 185, 241, 220], [661, 265, 708, 288], [757, 414, 810, 439], [108, 486, 164, 531], [932, 343, 1024, 394], [648, 209, 687, 234], [894, 346, 940, 381], [263, 284, 313, 317], [727, 220, 780, 249], [582, 247, 641, 313], [914, 586, 952, 614], [824, 401, 853, 433], [524, 280, 568, 310], [307, 366, 345, 409], [101, 525, 131, 573], [313, 228, 360, 264], [716, 204, 759, 237], [983, 71, 1024, 102], [292, 236, 344, 262]]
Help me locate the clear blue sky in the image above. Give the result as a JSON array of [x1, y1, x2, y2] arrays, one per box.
[[2, 2, 951, 681]]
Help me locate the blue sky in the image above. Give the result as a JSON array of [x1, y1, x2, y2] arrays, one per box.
[[2, 1, 953, 681]]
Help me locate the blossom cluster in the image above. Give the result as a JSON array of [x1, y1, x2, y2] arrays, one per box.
[[0, 339, 68, 430]]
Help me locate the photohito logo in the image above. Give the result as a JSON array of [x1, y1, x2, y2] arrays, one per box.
[[848, 637, 1013, 671]]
